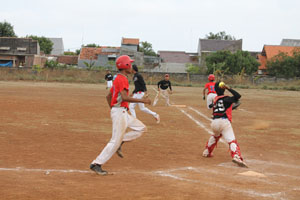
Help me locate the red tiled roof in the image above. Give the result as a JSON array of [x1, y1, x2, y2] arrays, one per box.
[[264, 45, 295, 58], [258, 54, 267, 70], [122, 38, 139, 45], [79, 47, 120, 60], [258, 45, 299, 70]]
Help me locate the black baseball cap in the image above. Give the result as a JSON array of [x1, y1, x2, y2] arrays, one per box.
[[132, 64, 138, 72]]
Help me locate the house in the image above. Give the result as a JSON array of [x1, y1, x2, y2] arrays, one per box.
[[153, 51, 198, 73], [78, 37, 146, 69], [280, 39, 300, 47], [57, 55, 78, 65], [121, 37, 139, 51], [78, 47, 120, 69], [197, 39, 243, 68], [48, 38, 64, 55], [257, 45, 298, 74], [0, 37, 44, 67], [120, 38, 144, 66]]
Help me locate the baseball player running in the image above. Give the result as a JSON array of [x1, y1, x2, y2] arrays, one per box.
[[90, 55, 151, 175], [153, 74, 172, 106], [105, 70, 113, 89], [129, 65, 160, 123], [202, 81, 247, 168], [203, 74, 217, 109]]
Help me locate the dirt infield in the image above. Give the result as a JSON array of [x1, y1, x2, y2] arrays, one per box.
[[1, 81, 300, 200]]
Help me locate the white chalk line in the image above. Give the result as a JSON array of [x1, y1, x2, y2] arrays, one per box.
[[155, 167, 284, 199], [0, 165, 296, 199], [0, 167, 93, 174], [188, 106, 213, 122]]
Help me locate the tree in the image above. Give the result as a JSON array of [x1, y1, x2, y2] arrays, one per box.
[[84, 43, 101, 48], [205, 31, 236, 40], [64, 51, 77, 56], [27, 35, 53, 54], [75, 49, 81, 55], [0, 21, 16, 37], [139, 41, 157, 56], [267, 49, 300, 78], [186, 63, 200, 74], [206, 50, 259, 75]]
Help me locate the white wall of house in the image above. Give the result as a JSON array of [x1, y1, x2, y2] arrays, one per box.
[[151, 63, 187, 73]]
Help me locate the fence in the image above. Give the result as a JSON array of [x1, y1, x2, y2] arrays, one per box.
[[0, 68, 299, 86]]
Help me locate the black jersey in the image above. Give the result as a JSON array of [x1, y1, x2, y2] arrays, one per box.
[[213, 88, 241, 122], [105, 73, 113, 81], [158, 80, 172, 90], [132, 73, 147, 93]]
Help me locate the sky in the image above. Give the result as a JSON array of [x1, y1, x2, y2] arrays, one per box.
[[1, 0, 299, 53]]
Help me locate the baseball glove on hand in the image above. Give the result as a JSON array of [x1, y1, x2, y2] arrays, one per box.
[[232, 100, 241, 110]]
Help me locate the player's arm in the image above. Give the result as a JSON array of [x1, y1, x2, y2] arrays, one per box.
[[157, 81, 161, 91], [203, 88, 207, 100], [106, 91, 112, 108], [120, 90, 151, 104], [224, 86, 241, 104], [139, 75, 147, 93]]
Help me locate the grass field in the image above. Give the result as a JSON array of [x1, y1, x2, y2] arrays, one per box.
[[0, 81, 300, 200]]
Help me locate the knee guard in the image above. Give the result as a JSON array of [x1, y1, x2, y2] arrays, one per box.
[[229, 140, 243, 160], [205, 134, 222, 155]]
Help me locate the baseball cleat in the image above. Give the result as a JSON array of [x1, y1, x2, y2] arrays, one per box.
[[202, 149, 213, 157], [90, 164, 108, 175], [155, 114, 160, 124], [232, 155, 248, 168], [116, 142, 124, 158], [116, 147, 124, 158]]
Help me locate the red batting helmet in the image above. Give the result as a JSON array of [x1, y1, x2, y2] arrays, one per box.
[[116, 55, 134, 69], [208, 74, 215, 81], [165, 74, 169, 77]]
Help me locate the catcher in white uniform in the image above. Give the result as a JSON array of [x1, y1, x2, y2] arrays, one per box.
[[202, 81, 247, 168], [129, 65, 160, 123], [90, 55, 151, 175]]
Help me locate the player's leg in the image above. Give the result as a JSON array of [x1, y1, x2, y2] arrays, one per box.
[[207, 93, 217, 109], [203, 119, 222, 157], [91, 108, 128, 170], [129, 93, 139, 118], [161, 90, 170, 106], [123, 113, 147, 142], [153, 91, 159, 106], [137, 92, 160, 123], [221, 119, 247, 167]]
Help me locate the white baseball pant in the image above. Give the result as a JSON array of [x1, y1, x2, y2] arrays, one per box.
[[107, 80, 113, 88], [206, 118, 241, 157], [92, 107, 146, 165], [153, 90, 170, 106], [129, 92, 157, 118], [206, 93, 217, 109]]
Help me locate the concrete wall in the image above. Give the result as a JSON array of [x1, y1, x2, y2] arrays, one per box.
[[121, 44, 138, 52], [150, 63, 187, 73], [0, 38, 40, 55]]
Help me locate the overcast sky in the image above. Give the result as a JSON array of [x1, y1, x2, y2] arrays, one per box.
[[1, 0, 299, 52]]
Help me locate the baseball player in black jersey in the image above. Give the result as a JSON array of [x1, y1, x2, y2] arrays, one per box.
[[153, 74, 172, 106], [105, 70, 113, 89], [203, 81, 247, 168], [129, 65, 160, 123]]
